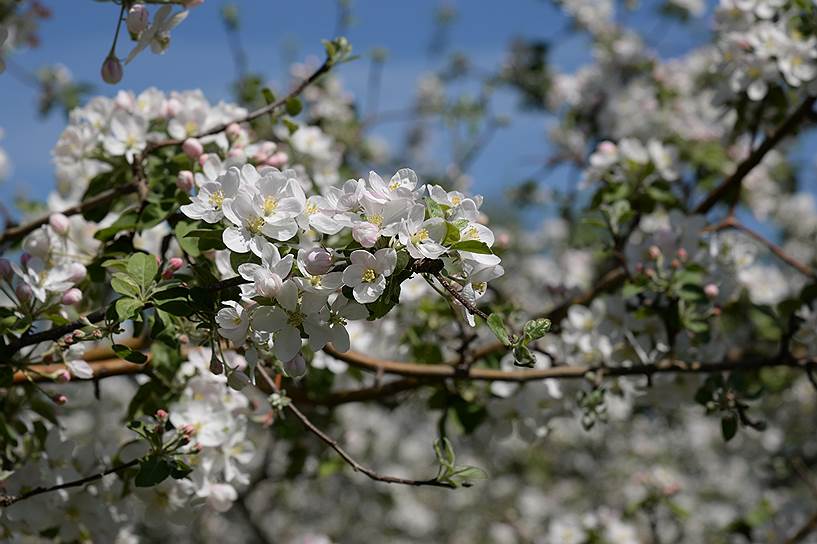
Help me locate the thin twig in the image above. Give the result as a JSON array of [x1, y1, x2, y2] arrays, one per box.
[[256, 365, 454, 489], [0, 458, 140, 508], [431, 272, 489, 321]]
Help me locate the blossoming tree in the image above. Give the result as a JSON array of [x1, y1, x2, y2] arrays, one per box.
[[1, 0, 817, 542]]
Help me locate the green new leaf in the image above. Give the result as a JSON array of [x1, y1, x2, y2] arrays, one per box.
[[115, 297, 143, 321], [486, 313, 511, 346], [523, 318, 551, 341], [450, 240, 492, 254], [512, 345, 536, 368], [442, 222, 461, 246], [112, 343, 149, 364], [425, 197, 446, 219], [448, 466, 489, 488], [134, 456, 171, 487], [721, 413, 738, 442], [126, 253, 159, 292], [111, 273, 141, 298], [285, 96, 303, 116]]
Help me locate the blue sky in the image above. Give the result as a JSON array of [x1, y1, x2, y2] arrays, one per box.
[[0, 0, 710, 215]]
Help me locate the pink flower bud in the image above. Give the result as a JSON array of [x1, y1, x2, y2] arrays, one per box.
[[264, 151, 288, 168], [228, 148, 245, 159], [226, 122, 242, 139], [704, 283, 719, 299], [598, 140, 617, 154], [0, 258, 11, 279], [62, 334, 74, 345], [283, 354, 307, 378], [303, 248, 333, 276], [176, 170, 195, 192], [66, 263, 87, 283], [72, 330, 85, 339], [126, 4, 149, 35], [61, 288, 82, 306], [155, 409, 168, 421], [181, 424, 196, 437], [255, 271, 283, 298], [15, 283, 32, 302], [55, 369, 71, 383], [647, 245, 662, 260], [49, 213, 70, 235], [182, 138, 204, 159], [101, 54, 123, 85], [52, 394, 68, 406], [162, 257, 184, 278], [676, 247, 688, 261], [164, 98, 181, 117], [198, 153, 210, 167], [352, 222, 379, 248]]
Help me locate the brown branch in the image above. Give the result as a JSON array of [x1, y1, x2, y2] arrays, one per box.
[[0, 458, 140, 508], [784, 510, 817, 544], [256, 365, 454, 489], [694, 95, 817, 215], [713, 216, 816, 279], [431, 272, 489, 321], [322, 344, 814, 382]]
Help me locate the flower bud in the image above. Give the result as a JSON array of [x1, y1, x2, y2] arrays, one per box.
[[61, 288, 82, 306], [155, 409, 168, 421], [283, 354, 307, 378], [182, 138, 203, 159], [176, 170, 194, 192], [676, 247, 688, 261], [704, 283, 719, 299], [101, 54, 123, 85], [303, 248, 333, 276], [66, 263, 87, 283], [255, 271, 283, 298], [265, 151, 288, 168], [198, 153, 210, 167], [52, 394, 68, 406], [126, 4, 149, 35], [226, 122, 242, 140], [162, 257, 184, 279], [181, 423, 196, 437], [72, 330, 85, 339], [647, 245, 662, 260], [15, 283, 32, 302], [352, 222, 379, 248], [49, 213, 70, 235], [54, 369, 71, 383], [0, 258, 12, 279]]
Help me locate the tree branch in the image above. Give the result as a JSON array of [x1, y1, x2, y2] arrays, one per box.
[[694, 95, 817, 215], [256, 365, 454, 489], [784, 510, 817, 544], [0, 458, 140, 508]]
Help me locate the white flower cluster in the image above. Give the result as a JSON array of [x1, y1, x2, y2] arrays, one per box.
[[585, 138, 678, 185], [181, 164, 503, 364], [159, 348, 257, 512], [52, 87, 253, 204], [716, 0, 817, 100]]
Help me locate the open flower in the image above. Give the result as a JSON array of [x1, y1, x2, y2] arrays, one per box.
[[181, 166, 242, 223], [216, 300, 250, 344], [398, 204, 447, 259], [341, 248, 397, 304], [124, 5, 189, 65], [237, 240, 294, 299]]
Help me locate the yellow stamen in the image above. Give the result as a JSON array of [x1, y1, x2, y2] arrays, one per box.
[[362, 268, 377, 283], [263, 196, 279, 215], [208, 190, 224, 209]]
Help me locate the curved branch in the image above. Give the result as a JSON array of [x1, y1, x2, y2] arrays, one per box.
[[0, 458, 140, 508], [256, 365, 454, 488]]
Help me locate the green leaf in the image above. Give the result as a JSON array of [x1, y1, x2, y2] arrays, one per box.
[[134, 456, 171, 487], [512, 345, 536, 368], [285, 96, 303, 116], [523, 318, 551, 341], [486, 313, 511, 346], [450, 240, 492, 254], [442, 222, 461, 246], [721, 414, 738, 442], [261, 87, 276, 105], [111, 273, 141, 298], [425, 197, 446, 219], [115, 297, 143, 321], [169, 459, 193, 480], [155, 300, 194, 317], [126, 253, 159, 291], [448, 466, 489, 487], [112, 343, 149, 364]]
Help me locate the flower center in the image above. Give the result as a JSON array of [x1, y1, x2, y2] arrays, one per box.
[[287, 310, 305, 327], [306, 202, 318, 215], [463, 226, 479, 240], [185, 120, 198, 135], [411, 228, 429, 244], [362, 268, 377, 283], [263, 196, 279, 215], [247, 216, 265, 234], [330, 313, 347, 326], [389, 180, 401, 191], [450, 195, 461, 205], [366, 214, 383, 227], [209, 190, 224, 209], [309, 275, 322, 286]]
